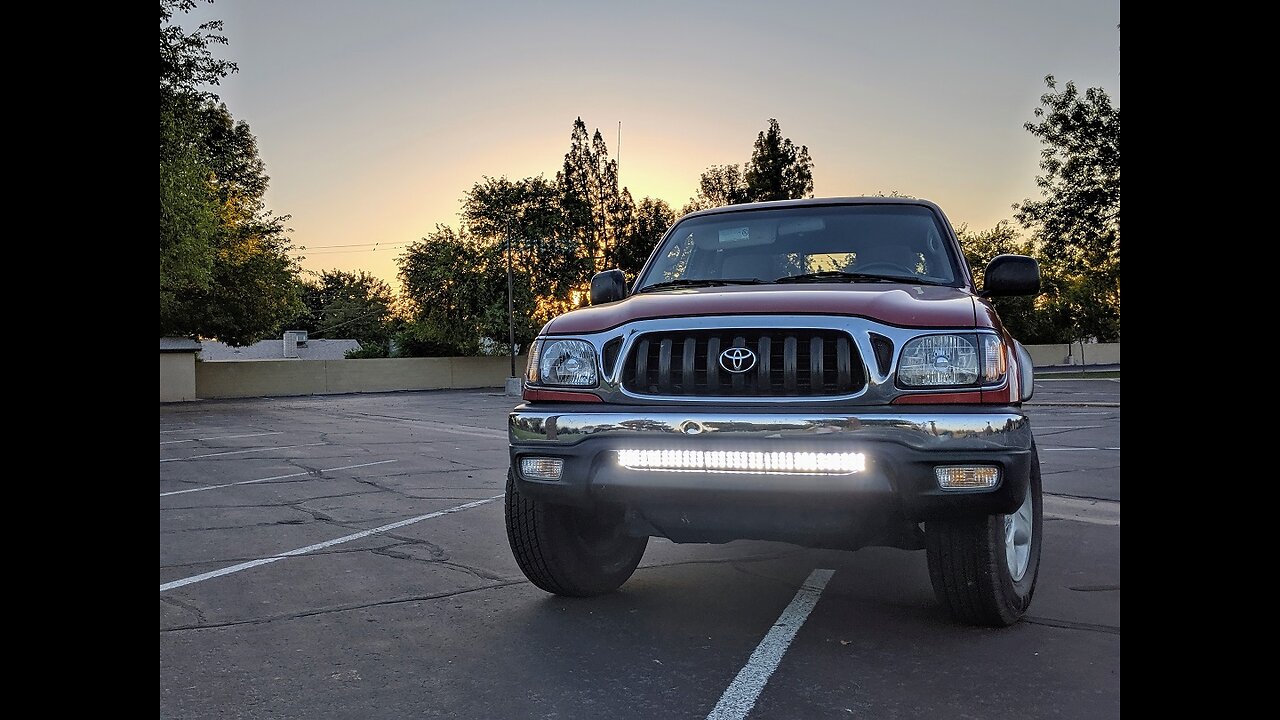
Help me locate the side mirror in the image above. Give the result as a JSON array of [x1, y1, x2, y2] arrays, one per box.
[[982, 255, 1040, 297], [590, 269, 627, 305]]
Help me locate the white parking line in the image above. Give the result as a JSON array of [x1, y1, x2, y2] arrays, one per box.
[[159, 459, 398, 497], [159, 442, 325, 463], [706, 569, 834, 720], [1041, 447, 1121, 452], [159, 495, 503, 593], [160, 431, 284, 445]]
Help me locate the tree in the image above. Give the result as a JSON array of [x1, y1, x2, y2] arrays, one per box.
[[159, 1, 303, 344], [556, 118, 629, 271], [957, 223, 1065, 344], [160, 0, 236, 99], [685, 119, 814, 211], [160, 109, 218, 328], [160, 0, 231, 336], [614, 197, 676, 280], [462, 175, 594, 320], [684, 164, 749, 213], [744, 118, 814, 201], [162, 103, 303, 345], [397, 225, 539, 356], [1014, 75, 1120, 341], [290, 270, 396, 355]]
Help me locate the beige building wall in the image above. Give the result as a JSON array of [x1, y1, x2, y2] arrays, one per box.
[[1024, 343, 1120, 367], [195, 355, 528, 399], [160, 353, 197, 402]]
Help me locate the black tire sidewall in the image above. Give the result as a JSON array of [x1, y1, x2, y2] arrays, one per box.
[[542, 500, 647, 591], [994, 449, 1043, 611], [505, 470, 647, 596]]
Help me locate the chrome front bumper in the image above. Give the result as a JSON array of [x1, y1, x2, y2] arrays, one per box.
[[508, 403, 1035, 523], [510, 406, 1032, 452]]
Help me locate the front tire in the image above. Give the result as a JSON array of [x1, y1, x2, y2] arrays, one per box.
[[505, 470, 648, 596], [925, 449, 1043, 626]]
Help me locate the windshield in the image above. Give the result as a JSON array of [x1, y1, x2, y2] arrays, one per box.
[[635, 204, 963, 290]]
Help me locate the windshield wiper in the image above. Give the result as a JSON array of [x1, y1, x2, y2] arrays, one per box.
[[774, 271, 943, 285], [637, 278, 764, 293]]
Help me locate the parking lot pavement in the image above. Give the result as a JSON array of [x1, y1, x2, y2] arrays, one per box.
[[161, 382, 1119, 719]]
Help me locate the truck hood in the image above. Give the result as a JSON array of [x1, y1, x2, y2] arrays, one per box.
[[546, 284, 982, 334]]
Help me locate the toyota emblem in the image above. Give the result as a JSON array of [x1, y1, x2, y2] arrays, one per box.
[[719, 347, 757, 373]]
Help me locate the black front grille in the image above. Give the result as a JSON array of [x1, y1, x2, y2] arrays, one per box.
[[623, 329, 865, 397]]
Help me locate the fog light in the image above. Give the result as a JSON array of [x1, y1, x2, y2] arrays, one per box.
[[935, 466, 1000, 490], [521, 457, 564, 481]]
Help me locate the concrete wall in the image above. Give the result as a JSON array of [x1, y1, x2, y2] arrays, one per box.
[[1024, 343, 1120, 367], [194, 355, 528, 399], [160, 353, 198, 402], [168, 343, 1119, 402]]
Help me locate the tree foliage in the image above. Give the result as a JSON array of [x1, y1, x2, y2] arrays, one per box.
[[160, 0, 236, 99], [614, 197, 676, 280], [397, 119, 677, 355], [686, 119, 814, 212], [1013, 76, 1120, 342], [159, 0, 302, 345], [398, 226, 538, 355], [462, 175, 590, 307], [957, 223, 1063, 344], [744, 118, 815, 201], [685, 164, 749, 213], [289, 270, 396, 355], [556, 118, 636, 270]]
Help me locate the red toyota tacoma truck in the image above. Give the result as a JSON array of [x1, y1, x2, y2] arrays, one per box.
[[506, 197, 1042, 626]]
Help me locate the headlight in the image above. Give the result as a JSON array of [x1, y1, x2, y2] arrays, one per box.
[[898, 333, 1005, 388], [535, 339, 598, 387]]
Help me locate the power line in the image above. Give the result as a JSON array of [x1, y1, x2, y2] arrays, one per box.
[[293, 244, 410, 255], [300, 242, 383, 249]]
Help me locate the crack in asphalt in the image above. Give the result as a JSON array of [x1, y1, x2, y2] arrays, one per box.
[[159, 595, 207, 624], [159, 542, 406, 571], [159, 581, 528, 633], [369, 546, 510, 583], [1022, 616, 1120, 635], [1045, 491, 1122, 503], [162, 501, 367, 535], [160, 490, 388, 511], [158, 552, 805, 633], [161, 517, 330, 534], [352, 475, 412, 497]]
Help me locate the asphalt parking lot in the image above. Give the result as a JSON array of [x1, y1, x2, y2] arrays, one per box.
[[160, 378, 1120, 719]]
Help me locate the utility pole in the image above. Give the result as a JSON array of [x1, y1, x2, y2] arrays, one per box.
[[506, 218, 516, 379]]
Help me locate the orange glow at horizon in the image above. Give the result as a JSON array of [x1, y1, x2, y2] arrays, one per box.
[[187, 0, 1119, 294]]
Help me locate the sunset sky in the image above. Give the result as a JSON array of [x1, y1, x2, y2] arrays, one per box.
[[183, 0, 1120, 288]]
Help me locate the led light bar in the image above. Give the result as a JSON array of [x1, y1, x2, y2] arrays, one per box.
[[616, 449, 865, 475]]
